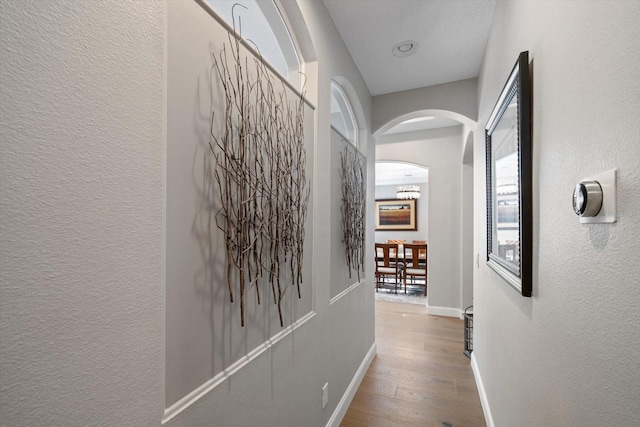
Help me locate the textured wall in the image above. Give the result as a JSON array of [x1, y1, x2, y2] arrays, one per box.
[[473, 1, 640, 426], [0, 0, 375, 425], [0, 0, 164, 425]]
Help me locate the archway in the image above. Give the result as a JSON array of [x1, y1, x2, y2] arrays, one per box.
[[374, 109, 475, 137], [374, 110, 476, 317]]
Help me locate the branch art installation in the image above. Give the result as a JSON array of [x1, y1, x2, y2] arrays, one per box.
[[209, 9, 310, 327], [339, 143, 365, 281]]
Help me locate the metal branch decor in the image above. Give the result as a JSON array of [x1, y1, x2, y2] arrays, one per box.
[[339, 143, 366, 281], [209, 20, 310, 327]]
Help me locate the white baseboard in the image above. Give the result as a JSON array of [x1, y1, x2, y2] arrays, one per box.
[[471, 353, 494, 427], [326, 341, 377, 427], [426, 305, 462, 318]]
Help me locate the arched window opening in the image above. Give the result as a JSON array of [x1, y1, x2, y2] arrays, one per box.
[[330, 81, 358, 145], [207, 0, 300, 87]]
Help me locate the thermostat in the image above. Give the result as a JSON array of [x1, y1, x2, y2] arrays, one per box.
[[573, 181, 602, 217], [573, 169, 617, 224]]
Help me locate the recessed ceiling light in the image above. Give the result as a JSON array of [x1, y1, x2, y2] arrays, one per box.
[[392, 40, 418, 57]]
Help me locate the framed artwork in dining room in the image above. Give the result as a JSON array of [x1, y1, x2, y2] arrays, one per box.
[[375, 199, 417, 231]]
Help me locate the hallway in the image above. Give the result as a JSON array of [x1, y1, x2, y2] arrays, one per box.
[[342, 301, 485, 426]]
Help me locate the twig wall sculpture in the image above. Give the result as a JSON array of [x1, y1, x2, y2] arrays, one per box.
[[339, 143, 366, 281], [209, 14, 310, 327]]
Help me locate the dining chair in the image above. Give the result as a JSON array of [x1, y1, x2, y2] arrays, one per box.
[[386, 239, 406, 258], [375, 243, 402, 294], [411, 240, 427, 259], [402, 243, 428, 295]]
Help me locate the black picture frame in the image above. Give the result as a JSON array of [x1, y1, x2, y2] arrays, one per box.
[[485, 51, 532, 297]]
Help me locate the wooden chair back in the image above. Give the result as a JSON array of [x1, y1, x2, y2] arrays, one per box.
[[411, 240, 427, 258], [386, 240, 405, 257], [402, 243, 428, 295], [403, 243, 427, 269], [375, 243, 398, 268], [375, 242, 401, 293]]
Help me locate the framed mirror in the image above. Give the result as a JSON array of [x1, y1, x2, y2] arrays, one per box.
[[485, 51, 532, 297]]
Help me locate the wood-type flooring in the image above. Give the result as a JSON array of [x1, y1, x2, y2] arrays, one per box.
[[341, 300, 486, 427]]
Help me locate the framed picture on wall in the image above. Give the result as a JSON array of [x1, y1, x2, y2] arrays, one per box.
[[375, 199, 417, 231]]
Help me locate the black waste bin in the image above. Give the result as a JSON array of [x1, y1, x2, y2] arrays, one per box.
[[464, 306, 473, 358]]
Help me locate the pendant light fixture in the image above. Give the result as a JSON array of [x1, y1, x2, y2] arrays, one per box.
[[396, 184, 421, 200]]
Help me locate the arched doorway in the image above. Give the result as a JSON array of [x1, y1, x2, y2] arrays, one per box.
[[374, 112, 475, 317], [374, 161, 429, 299]]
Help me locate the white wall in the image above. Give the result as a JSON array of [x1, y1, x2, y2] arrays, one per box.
[[461, 170, 474, 309], [372, 78, 478, 133], [0, 0, 375, 426], [295, 3, 377, 424], [473, 1, 640, 426], [0, 1, 164, 425], [165, 1, 376, 425], [461, 128, 474, 310], [377, 127, 463, 315], [165, 0, 319, 408], [374, 183, 429, 243]]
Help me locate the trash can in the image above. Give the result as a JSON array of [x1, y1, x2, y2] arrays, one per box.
[[464, 306, 473, 358]]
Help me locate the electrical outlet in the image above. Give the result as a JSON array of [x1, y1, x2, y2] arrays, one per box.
[[322, 383, 328, 409]]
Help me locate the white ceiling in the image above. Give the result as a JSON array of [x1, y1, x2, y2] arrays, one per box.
[[323, 0, 496, 96], [375, 162, 428, 186]]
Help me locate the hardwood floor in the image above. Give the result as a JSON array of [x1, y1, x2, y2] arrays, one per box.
[[341, 301, 486, 427]]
